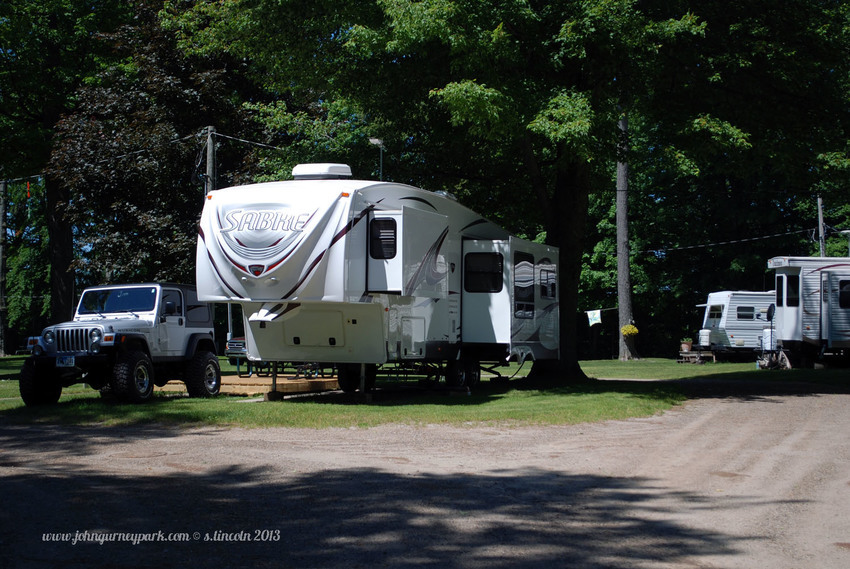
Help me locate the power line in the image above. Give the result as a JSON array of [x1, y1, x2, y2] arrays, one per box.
[[96, 132, 203, 164], [639, 227, 815, 255], [1, 174, 43, 185], [213, 131, 286, 152]]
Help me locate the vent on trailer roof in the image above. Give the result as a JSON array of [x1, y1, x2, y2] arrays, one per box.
[[292, 163, 353, 180]]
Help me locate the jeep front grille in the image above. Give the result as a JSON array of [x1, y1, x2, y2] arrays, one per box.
[[57, 328, 92, 353]]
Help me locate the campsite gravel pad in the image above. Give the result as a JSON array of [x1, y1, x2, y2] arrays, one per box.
[[1, 378, 850, 568]]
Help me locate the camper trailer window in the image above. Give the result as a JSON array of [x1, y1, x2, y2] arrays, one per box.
[[776, 275, 785, 306], [464, 253, 503, 293], [369, 218, 397, 259], [787, 275, 800, 307], [540, 268, 557, 299], [708, 305, 723, 320], [514, 252, 535, 319], [736, 306, 755, 320], [840, 280, 850, 308]]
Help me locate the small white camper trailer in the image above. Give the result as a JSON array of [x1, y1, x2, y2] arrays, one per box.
[[765, 256, 850, 366], [697, 290, 775, 357], [196, 164, 559, 390]]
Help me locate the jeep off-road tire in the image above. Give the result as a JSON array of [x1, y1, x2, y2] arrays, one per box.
[[112, 351, 155, 402], [19, 359, 62, 406], [184, 351, 221, 398]]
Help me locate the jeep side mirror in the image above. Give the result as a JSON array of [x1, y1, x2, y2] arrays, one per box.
[[163, 301, 177, 316]]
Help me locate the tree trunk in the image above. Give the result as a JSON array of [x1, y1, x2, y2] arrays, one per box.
[[526, 142, 590, 381], [616, 114, 639, 361], [0, 180, 6, 356], [44, 175, 75, 322]]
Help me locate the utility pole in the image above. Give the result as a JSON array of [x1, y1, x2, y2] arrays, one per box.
[[817, 195, 826, 256], [206, 126, 216, 194], [0, 179, 6, 356]]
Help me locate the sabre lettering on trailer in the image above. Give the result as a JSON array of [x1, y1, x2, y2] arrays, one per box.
[[220, 209, 313, 233]]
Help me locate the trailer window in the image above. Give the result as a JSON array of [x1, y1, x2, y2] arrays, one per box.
[[708, 305, 723, 320], [775, 276, 784, 306], [786, 275, 800, 307], [369, 218, 397, 259], [736, 306, 755, 320], [840, 280, 850, 308], [540, 268, 557, 299], [464, 253, 503, 293], [514, 252, 534, 319]]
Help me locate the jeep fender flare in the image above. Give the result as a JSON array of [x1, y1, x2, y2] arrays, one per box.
[[114, 333, 152, 357], [185, 333, 217, 357]]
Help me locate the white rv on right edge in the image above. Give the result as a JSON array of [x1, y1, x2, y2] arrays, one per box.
[[764, 256, 850, 368]]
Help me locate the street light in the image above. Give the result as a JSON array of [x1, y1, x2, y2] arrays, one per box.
[[369, 138, 384, 180]]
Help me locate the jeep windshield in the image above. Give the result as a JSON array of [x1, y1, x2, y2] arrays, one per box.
[[78, 287, 158, 315]]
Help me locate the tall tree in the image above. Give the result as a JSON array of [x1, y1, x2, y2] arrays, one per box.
[[581, 0, 850, 356], [163, 0, 704, 378], [616, 114, 638, 360], [0, 0, 130, 320], [49, 0, 264, 286]]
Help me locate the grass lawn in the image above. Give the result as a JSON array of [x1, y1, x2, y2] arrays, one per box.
[[0, 356, 845, 429]]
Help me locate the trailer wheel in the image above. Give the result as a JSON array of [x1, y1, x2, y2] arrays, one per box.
[[445, 359, 480, 388], [185, 351, 221, 398], [336, 364, 376, 393], [19, 359, 62, 406], [112, 351, 155, 402]]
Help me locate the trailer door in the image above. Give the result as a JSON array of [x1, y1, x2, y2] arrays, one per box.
[[825, 272, 850, 348], [461, 240, 511, 344]]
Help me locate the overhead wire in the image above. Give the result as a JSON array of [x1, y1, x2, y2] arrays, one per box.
[[638, 227, 816, 255]]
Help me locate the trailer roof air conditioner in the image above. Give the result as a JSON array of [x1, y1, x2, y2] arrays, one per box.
[[292, 163, 353, 180]]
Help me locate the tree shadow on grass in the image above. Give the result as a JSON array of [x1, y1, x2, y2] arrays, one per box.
[[0, 424, 771, 569], [514, 369, 850, 402]]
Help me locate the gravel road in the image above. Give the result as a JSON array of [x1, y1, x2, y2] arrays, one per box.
[[1, 378, 849, 568]]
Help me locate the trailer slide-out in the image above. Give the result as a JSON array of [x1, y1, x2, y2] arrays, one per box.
[[196, 163, 559, 390]]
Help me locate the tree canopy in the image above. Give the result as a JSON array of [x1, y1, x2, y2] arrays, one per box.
[[2, 0, 850, 364]]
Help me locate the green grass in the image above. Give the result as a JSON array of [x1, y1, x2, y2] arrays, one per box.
[[0, 356, 845, 429], [580, 358, 757, 380]]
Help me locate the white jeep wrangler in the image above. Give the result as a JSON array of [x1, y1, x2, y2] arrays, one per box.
[[20, 283, 221, 405]]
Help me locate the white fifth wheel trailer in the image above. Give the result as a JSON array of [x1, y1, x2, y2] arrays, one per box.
[[763, 256, 850, 367], [196, 163, 559, 390], [697, 290, 776, 357]]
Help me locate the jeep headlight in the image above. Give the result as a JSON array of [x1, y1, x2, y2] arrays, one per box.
[[43, 330, 55, 344], [89, 328, 102, 343]]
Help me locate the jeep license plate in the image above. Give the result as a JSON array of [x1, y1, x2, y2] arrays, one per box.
[[56, 356, 75, 368]]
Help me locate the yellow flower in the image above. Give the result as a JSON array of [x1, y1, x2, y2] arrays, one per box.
[[621, 324, 639, 337]]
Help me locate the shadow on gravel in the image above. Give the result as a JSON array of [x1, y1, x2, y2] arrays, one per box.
[[0, 425, 770, 569]]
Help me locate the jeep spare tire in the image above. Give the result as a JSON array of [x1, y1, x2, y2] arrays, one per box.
[[112, 351, 155, 402], [184, 351, 221, 398]]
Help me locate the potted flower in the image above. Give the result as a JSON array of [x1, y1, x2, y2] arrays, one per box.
[[680, 337, 693, 352], [620, 324, 639, 338]]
